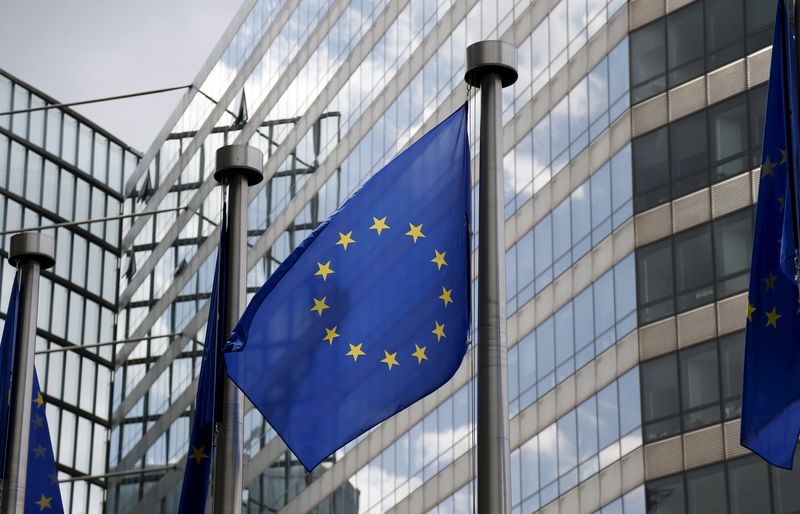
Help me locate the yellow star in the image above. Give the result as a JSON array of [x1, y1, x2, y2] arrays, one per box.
[[315, 261, 334, 281], [32, 444, 46, 459], [797, 298, 800, 315], [370, 216, 390, 235], [780, 148, 788, 165], [34, 494, 52, 511], [762, 156, 777, 177], [439, 287, 453, 307], [190, 445, 208, 464], [746, 303, 756, 322], [336, 231, 356, 250], [47, 473, 58, 484], [323, 326, 340, 345], [33, 413, 44, 429], [778, 196, 785, 212], [34, 392, 44, 408], [431, 250, 447, 270], [311, 297, 330, 316], [381, 350, 400, 370], [411, 344, 428, 364], [432, 321, 446, 342], [405, 223, 426, 243], [346, 343, 366, 362], [764, 272, 777, 291], [766, 306, 782, 328]]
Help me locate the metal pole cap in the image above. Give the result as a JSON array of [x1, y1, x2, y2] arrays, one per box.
[[9, 232, 55, 269], [465, 40, 518, 88], [214, 144, 264, 186]]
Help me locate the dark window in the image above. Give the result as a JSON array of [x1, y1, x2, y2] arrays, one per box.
[[713, 208, 753, 297], [771, 451, 800, 513], [728, 456, 770, 514], [674, 224, 714, 312], [630, 18, 666, 104], [633, 126, 669, 213], [670, 111, 708, 198], [641, 353, 680, 442], [679, 343, 721, 431], [686, 464, 727, 514], [719, 331, 744, 419], [705, 0, 744, 69], [749, 85, 769, 166], [646, 474, 685, 514], [667, 2, 705, 88], [637, 238, 674, 324], [709, 94, 749, 181]]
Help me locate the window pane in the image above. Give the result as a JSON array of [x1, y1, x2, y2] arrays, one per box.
[[633, 126, 669, 212], [630, 19, 666, 102], [637, 239, 674, 324], [686, 464, 727, 514], [728, 456, 769, 514], [669, 111, 707, 198], [719, 332, 745, 419], [666, 2, 704, 87], [705, 0, 744, 68], [673, 224, 713, 312], [679, 342, 721, 431], [646, 473, 685, 514], [713, 209, 752, 297], [641, 353, 680, 442], [710, 95, 748, 180]]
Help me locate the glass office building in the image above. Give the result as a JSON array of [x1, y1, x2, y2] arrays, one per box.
[[42, 0, 799, 513], [0, 69, 139, 513]]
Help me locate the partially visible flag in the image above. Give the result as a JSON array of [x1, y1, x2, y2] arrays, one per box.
[[1, 277, 64, 512], [741, 0, 800, 468], [177, 213, 228, 513], [0, 277, 20, 475], [25, 371, 64, 514], [224, 106, 471, 471]]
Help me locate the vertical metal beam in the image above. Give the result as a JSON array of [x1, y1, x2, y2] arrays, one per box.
[[2, 233, 55, 514], [465, 40, 518, 514], [213, 145, 263, 514]]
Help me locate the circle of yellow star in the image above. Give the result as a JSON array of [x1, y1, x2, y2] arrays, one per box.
[[315, 261, 334, 281], [412, 344, 428, 364], [323, 326, 340, 345], [190, 445, 209, 464], [762, 156, 777, 177], [405, 223, 426, 243], [34, 494, 52, 511], [746, 303, 756, 322], [381, 350, 400, 370], [765, 306, 782, 328], [432, 321, 446, 341], [311, 296, 330, 316], [431, 250, 447, 270], [336, 231, 356, 250], [370, 216, 390, 235], [346, 343, 366, 362], [439, 287, 453, 307]]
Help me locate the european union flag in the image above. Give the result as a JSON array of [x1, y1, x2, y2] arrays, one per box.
[[25, 371, 64, 514], [224, 106, 471, 470], [1, 279, 64, 513], [178, 214, 228, 513], [741, 0, 800, 469]]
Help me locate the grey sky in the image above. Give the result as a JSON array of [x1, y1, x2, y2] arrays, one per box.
[[0, 0, 244, 152]]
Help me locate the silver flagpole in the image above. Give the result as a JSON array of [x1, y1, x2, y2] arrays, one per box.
[[212, 144, 263, 514], [465, 41, 518, 513], [1, 233, 55, 514]]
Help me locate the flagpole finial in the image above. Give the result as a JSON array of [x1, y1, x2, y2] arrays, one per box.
[[464, 40, 518, 88], [8, 232, 55, 270], [214, 144, 264, 186]]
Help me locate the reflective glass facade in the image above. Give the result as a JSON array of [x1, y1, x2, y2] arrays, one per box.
[[109, 0, 793, 513], [0, 69, 138, 513]]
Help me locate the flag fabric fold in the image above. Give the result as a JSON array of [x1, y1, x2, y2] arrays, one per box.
[[177, 213, 228, 513], [741, 0, 800, 469], [1, 277, 64, 513], [224, 105, 471, 471]]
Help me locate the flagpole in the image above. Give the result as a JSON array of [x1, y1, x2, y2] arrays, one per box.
[[465, 41, 517, 513], [212, 145, 262, 514], [1, 233, 54, 514]]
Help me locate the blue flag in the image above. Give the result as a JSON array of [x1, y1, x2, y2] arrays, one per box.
[[1, 278, 64, 512], [178, 213, 228, 513], [741, 0, 800, 469], [26, 371, 64, 514], [224, 106, 471, 470]]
